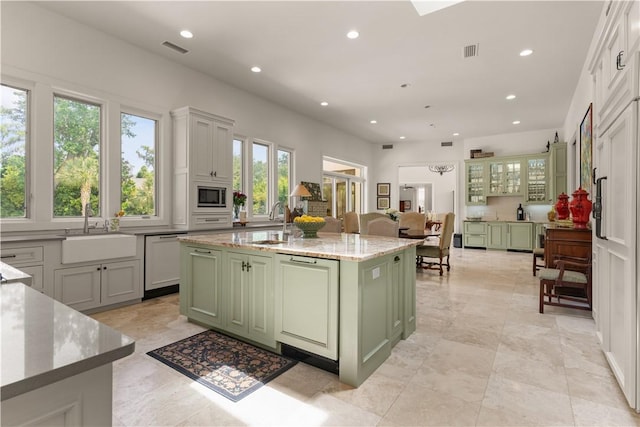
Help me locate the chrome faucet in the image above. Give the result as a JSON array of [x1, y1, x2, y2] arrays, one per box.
[[83, 203, 94, 233], [269, 201, 282, 221]]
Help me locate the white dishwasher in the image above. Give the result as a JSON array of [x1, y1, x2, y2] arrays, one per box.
[[144, 233, 185, 298]]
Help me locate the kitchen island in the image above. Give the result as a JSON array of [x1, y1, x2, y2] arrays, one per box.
[[178, 230, 419, 387], [1, 281, 135, 425]]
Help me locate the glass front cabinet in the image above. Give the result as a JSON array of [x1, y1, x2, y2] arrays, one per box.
[[524, 155, 550, 204], [487, 159, 523, 196], [465, 160, 487, 205]]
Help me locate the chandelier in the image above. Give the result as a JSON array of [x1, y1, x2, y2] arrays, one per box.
[[428, 164, 455, 175]]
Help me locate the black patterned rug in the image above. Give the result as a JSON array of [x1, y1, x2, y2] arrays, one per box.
[[147, 330, 297, 402]]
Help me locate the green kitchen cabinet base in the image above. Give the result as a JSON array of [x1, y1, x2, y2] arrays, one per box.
[[180, 242, 417, 388]]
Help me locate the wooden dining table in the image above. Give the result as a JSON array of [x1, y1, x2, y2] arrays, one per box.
[[399, 229, 440, 240]]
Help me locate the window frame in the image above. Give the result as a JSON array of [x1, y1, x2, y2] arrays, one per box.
[[52, 91, 104, 219], [119, 107, 161, 219], [322, 156, 366, 217], [0, 80, 32, 221]]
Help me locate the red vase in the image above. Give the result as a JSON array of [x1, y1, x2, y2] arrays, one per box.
[[569, 188, 593, 229], [555, 192, 570, 220]]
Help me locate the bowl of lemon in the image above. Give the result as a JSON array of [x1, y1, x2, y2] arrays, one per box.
[[293, 215, 326, 238]]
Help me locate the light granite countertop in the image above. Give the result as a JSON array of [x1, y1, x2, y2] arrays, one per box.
[[1, 282, 135, 401], [179, 230, 421, 262]]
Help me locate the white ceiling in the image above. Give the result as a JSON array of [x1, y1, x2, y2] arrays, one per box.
[[35, 1, 603, 145]]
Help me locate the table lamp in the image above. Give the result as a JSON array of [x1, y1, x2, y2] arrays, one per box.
[[290, 183, 312, 218]]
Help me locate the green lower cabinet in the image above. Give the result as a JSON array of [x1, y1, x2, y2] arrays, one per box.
[[464, 221, 487, 248], [486, 222, 507, 249], [507, 222, 533, 251], [225, 250, 275, 348], [274, 254, 339, 360], [181, 245, 224, 328]]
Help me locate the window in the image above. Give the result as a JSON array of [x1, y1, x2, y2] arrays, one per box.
[[121, 112, 157, 216], [0, 84, 29, 218], [277, 149, 291, 211], [252, 142, 269, 215], [232, 138, 243, 192], [53, 95, 101, 217], [323, 157, 365, 218]]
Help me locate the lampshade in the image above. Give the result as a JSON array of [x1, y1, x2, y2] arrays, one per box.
[[290, 183, 312, 197]]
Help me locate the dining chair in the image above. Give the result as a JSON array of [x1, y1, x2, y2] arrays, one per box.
[[359, 212, 387, 235], [365, 217, 399, 237], [399, 212, 426, 232], [539, 255, 592, 313], [415, 212, 455, 275], [342, 212, 360, 234], [320, 216, 342, 233]]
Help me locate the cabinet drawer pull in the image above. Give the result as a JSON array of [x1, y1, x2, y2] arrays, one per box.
[[159, 235, 179, 239], [194, 249, 211, 254], [1, 254, 17, 259], [289, 257, 317, 265], [204, 218, 220, 222], [394, 255, 400, 262]]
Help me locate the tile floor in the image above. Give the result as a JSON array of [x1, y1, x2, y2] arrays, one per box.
[[92, 248, 640, 426]]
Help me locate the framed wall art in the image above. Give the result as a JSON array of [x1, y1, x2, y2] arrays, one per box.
[[377, 183, 390, 196], [579, 103, 593, 195], [377, 197, 390, 210]]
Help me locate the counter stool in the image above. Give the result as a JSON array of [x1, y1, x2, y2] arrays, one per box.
[[533, 248, 544, 276]]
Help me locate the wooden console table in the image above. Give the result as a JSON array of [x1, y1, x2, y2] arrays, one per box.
[[544, 225, 592, 268]]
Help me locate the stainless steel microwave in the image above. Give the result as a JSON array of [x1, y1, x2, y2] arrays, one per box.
[[197, 185, 227, 208]]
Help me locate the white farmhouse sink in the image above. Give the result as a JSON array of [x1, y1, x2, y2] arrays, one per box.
[[62, 233, 137, 264]]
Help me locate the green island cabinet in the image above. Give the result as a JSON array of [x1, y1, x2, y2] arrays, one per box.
[[179, 235, 417, 387]]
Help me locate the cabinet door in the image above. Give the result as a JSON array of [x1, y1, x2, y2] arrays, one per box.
[[246, 254, 274, 347], [389, 253, 404, 342], [17, 265, 44, 293], [275, 254, 339, 360], [211, 119, 233, 181], [226, 252, 248, 336], [54, 265, 101, 311], [145, 235, 182, 291], [488, 162, 504, 195], [465, 161, 487, 205], [191, 114, 216, 181], [507, 223, 533, 251], [525, 157, 548, 204], [101, 260, 141, 306], [185, 246, 223, 327], [551, 143, 567, 200], [488, 160, 522, 195], [486, 223, 507, 249]]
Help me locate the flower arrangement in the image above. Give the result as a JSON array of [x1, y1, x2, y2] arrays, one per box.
[[110, 210, 124, 232], [385, 208, 399, 221], [233, 191, 247, 207]]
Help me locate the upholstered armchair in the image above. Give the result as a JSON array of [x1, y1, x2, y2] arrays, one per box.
[[342, 212, 360, 234], [359, 212, 387, 235], [365, 217, 399, 237], [399, 212, 426, 232], [416, 212, 455, 275], [320, 216, 342, 233]]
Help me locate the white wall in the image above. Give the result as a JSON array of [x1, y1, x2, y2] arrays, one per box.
[[1, 2, 374, 231]]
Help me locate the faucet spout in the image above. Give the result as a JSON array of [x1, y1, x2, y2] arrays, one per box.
[[269, 201, 282, 221], [83, 203, 94, 233]]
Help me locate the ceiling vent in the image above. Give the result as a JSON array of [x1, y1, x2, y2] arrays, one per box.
[[382, 144, 394, 150], [441, 141, 453, 147], [162, 41, 189, 54], [463, 43, 479, 58]]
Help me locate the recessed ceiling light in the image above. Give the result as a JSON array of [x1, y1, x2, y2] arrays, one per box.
[[400, 83, 410, 88], [424, 105, 431, 109], [453, 133, 460, 136], [519, 49, 533, 57], [370, 120, 377, 124], [347, 30, 359, 39], [251, 66, 261, 73], [320, 101, 329, 106], [506, 94, 516, 100], [512, 120, 521, 125], [180, 30, 193, 39], [399, 136, 406, 140]]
